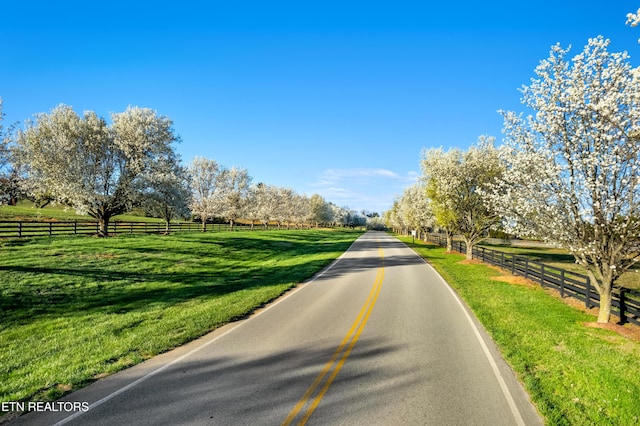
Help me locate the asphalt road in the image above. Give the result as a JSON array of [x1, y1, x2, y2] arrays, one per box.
[[13, 231, 542, 426]]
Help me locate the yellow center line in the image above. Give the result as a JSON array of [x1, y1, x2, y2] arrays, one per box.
[[282, 246, 385, 426]]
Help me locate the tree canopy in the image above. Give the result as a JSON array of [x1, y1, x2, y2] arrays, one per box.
[[15, 105, 181, 236], [483, 37, 640, 323]]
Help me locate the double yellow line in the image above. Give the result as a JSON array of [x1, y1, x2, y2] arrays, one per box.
[[282, 247, 385, 426]]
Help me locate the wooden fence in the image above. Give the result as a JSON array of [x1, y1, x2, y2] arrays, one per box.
[[0, 220, 284, 238], [426, 234, 640, 326]]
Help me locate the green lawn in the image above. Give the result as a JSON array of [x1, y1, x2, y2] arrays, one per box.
[[0, 229, 363, 405], [399, 236, 640, 426]]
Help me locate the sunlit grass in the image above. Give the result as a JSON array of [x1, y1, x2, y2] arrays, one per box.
[[0, 229, 363, 405], [399, 236, 640, 426]]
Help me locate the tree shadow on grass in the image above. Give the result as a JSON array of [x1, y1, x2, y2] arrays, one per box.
[[0, 257, 335, 325], [0, 231, 384, 326]]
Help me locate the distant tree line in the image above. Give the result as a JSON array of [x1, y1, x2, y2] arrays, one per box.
[[0, 103, 370, 236]]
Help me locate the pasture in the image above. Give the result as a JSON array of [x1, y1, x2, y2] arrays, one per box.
[[0, 229, 362, 405]]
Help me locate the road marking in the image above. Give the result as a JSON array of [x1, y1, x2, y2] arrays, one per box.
[[50, 236, 366, 426], [402, 240, 527, 426], [282, 246, 385, 426]]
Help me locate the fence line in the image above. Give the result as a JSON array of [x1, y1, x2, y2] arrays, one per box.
[[0, 220, 289, 238], [425, 233, 640, 326]]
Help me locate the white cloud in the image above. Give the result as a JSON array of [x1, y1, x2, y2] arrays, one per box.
[[319, 168, 400, 182], [307, 167, 419, 213]]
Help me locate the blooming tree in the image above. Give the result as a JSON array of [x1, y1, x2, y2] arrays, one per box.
[[0, 98, 22, 206], [0, 98, 8, 173], [385, 199, 408, 235], [218, 166, 252, 231], [484, 37, 640, 323], [244, 184, 262, 229], [137, 152, 191, 233], [16, 105, 180, 236], [398, 182, 434, 239], [421, 138, 502, 258], [188, 156, 225, 232], [309, 193, 333, 227], [271, 187, 293, 229]]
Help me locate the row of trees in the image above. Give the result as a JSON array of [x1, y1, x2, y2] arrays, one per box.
[[0, 104, 368, 236], [388, 36, 640, 324]]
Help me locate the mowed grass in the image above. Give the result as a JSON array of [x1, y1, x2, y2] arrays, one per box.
[[0, 229, 362, 405], [398, 236, 640, 426]]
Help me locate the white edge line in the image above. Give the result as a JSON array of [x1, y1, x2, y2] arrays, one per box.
[[52, 235, 363, 425], [400, 238, 526, 426]]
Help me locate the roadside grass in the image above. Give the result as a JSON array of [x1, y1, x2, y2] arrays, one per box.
[[398, 236, 640, 426], [479, 242, 640, 291], [0, 229, 362, 406]]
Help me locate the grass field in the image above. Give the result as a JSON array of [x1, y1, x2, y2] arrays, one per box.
[[0, 229, 363, 406], [478, 242, 640, 291], [399, 236, 640, 426]]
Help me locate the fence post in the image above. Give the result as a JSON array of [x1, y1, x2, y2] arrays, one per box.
[[560, 270, 565, 297], [585, 277, 592, 309], [114, 222, 117, 235], [501, 251, 505, 269], [18, 221, 22, 238], [540, 264, 545, 286], [49, 222, 53, 236], [74, 221, 77, 235], [511, 255, 516, 275], [617, 289, 626, 324], [524, 258, 529, 279]]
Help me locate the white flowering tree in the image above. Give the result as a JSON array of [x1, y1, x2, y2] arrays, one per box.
[[398, 182, 434, 239], [309, 193, 333, 227], [421, 138, 502, 258], [0, 98, 8, 173], [272, 187, 293, 229], [248, 183, 278, 229], [385, 199, 407, 235], [244, 184, 262, 229], [291, 193, 310, 228], [137, 152, 191, 233], [0, 99, 23, 206], [16, 105, 179, 236], [188, 156, 225, 232], [218, 166, 252, 231], [484, 37, 640, 323]]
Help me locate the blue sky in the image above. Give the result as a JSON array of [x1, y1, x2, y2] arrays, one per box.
[[2, 1, 639, 213]]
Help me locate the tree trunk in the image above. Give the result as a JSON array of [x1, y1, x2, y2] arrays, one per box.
[[465, 240, 473, 260], [98, 217, 109, 237], [446, 234, 453, 252], [164, 221, 171, 235], [597, 289, 613, 323], [229, 219, 234, 231], [201, 219, 207, 232]]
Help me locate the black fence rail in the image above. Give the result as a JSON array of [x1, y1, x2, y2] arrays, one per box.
[[426, 234, 640, 326], [0, 221, 288, 238]]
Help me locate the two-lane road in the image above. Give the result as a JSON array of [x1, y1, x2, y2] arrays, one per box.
[[15, 232, 542, 425]]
